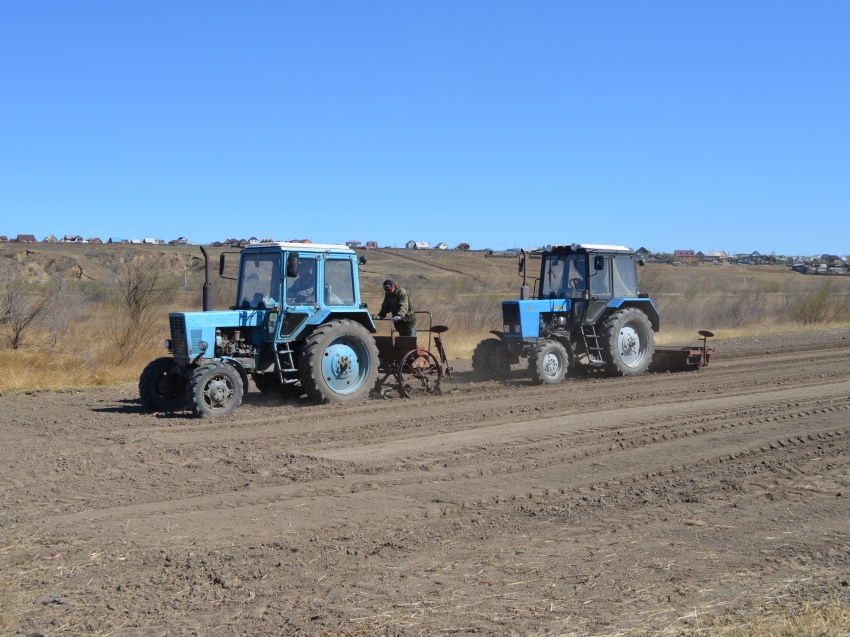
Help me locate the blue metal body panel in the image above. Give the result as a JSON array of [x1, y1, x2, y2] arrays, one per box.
[[172, 310, 268, 358], [169, 245, 377, 360], [501, 297, 660, 341], [501, 299, 573, 339], [606, 298, 660, 331]]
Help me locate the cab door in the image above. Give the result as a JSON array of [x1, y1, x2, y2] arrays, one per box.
[[278, 254, 320, 340], [586, 255, 613, 324]]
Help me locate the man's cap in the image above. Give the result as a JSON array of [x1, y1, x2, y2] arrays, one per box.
[[383, 279, 395, 289]]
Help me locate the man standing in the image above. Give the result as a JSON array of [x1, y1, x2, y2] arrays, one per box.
[[373, 279, 417, 336]]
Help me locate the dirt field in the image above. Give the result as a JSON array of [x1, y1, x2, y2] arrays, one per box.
[[2, 329, 850, 636]]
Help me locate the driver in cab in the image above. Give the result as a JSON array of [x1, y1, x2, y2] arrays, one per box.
[[286, 260, 317, 305]]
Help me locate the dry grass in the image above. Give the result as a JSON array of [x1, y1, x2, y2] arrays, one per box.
[[629, 575, 850, 637], [3, 252, 850, 392]]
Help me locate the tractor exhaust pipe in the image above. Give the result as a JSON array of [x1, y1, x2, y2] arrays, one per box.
[[200, 246, 212, 312], [518, 249, 530, 300]]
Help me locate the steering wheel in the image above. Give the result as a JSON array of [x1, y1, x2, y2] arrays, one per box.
[[569, 277, 583, 290]]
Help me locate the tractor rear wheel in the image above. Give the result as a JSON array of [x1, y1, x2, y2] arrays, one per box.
[[139, 357, 186, 412], [186, 361, 244, 417], [298, 319, 379, 404], [529, 340, 569, 384], [472, 338, 511, 380], [600, 308, 654, 376]]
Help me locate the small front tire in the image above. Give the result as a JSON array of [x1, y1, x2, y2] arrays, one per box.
[[471, 338, 511, 380], [139, 357, 186, 412], [529, 340, 569, 384], [186, 361, 244, 417]]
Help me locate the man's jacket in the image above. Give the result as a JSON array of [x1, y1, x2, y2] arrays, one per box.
[[378, 287, 417, 333]]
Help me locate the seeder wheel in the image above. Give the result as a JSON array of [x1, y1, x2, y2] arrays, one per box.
[[397, 349, 442, 398]]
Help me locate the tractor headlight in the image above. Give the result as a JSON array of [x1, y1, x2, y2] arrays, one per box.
[[164, 339, 172, 351], [198, 341, 209, 354], [504, 324, 510, 333]]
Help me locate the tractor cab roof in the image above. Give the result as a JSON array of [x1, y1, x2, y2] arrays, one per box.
[[544, 244, 634, 255], [247, 241, 355, 253]]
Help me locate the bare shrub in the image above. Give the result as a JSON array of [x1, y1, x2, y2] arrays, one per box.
[[42, 279, 88, 347], [0, 273, 58, 349], [785, 280, 847, 325], [107, 259, 179, 364]]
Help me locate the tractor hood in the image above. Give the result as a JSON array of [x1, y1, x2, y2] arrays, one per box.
[[168, 310, 268, 358]]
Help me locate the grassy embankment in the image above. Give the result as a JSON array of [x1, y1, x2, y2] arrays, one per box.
[[1, 243, 850, 392]]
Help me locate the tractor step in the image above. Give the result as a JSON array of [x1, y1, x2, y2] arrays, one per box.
[[580, 325, 605, 365]]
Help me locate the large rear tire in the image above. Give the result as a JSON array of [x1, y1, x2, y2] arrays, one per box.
[[298, 319, 379, 404], [186, 361, 244, 417], [471, 338, 511, 380], [529, 340, 569, 384], [601, 308, 654, 376], [139, 357, 186, 412]]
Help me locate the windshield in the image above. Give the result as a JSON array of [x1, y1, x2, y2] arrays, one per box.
[[540, 253, 586, 299], [238, 253, 281, 309]]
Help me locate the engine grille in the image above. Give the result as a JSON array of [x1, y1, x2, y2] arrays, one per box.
[[502, 303, 521, 334], [169, 315, 188, 356]]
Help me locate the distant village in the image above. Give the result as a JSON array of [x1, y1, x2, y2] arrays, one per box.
[[0, 234, 847, 273]]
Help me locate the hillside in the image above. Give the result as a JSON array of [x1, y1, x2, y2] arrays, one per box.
[[2, 242, 850, 392]]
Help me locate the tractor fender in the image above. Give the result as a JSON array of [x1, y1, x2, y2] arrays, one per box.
[[550, 334, 576, 358], [488, 331, 522, 364], [217, 356, 251, 395], [319, 311, 378, 333], [606, 299, 660, 332]]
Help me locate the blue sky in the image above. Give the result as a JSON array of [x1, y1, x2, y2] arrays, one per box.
[[1, 1, 848, 255]]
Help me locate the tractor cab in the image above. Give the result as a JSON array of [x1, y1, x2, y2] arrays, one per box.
[[537, 244, 648, 327], [227, 244, 373, 345]]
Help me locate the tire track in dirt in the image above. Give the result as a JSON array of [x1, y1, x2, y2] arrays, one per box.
[[3, 343, 850, 636], [20, 379, 850, 543]]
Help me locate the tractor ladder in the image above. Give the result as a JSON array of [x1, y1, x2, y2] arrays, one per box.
[[274, 345, 299, 384], [580, 325, 605, 365]]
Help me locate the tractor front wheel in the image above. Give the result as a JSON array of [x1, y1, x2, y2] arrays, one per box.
[[529, 340, 569, 384], [186, 361, 244, 417], [601, 308, 654, 376], [472, 338, 511, 380], [299, 319, 379, 404], [139, 357, 186, 412]]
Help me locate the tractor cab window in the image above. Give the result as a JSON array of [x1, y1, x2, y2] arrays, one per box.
[[286, 257, 318, 305], [540, 254, 586, 299], [324, 259, 355, 306], [238, 253, 281, 309], [589, 256, 612, 297], [613, 255, 638, 297]]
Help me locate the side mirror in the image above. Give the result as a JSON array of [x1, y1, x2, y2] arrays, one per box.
[[637, 258, 646, 266], [219, 253, 237, 280], [359, 256, 367, 265], [286, 253, 299, 278], [518, 256, 525, 275], [594, 255, 605, 271]]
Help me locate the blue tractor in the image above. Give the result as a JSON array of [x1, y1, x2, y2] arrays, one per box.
[[139, 242, 379, 417], [472, 244, 658, 383]]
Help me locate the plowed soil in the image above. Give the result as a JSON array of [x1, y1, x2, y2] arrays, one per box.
[[2, 329, 850, 636]]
